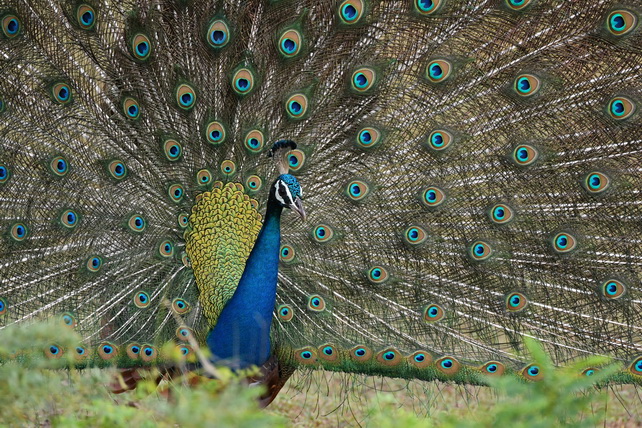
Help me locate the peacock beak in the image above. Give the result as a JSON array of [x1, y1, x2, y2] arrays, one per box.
[[290, 197, 306, 221]]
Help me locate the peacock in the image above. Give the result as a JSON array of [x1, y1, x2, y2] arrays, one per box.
[[1, 0, 641, 407]]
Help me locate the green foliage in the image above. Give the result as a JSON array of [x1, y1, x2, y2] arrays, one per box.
[[0, 323, 286, 427], [0, 326, 630, 427]]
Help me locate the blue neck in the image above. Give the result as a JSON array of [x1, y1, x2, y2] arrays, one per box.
[[206, 199, 282, 369]]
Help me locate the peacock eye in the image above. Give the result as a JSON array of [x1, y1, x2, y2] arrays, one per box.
[[288, 150, 306, 172], [163, 139, 183, 162], [176, 327, 194, 341], [159, 240, 174, 257], [422, 304, 444, 322], [178, 213, 189, 229], [206, 121, 226, 145], [127, 343, 141, 359], [245, 175, 263, 192], [196, 169, 212, 186], [415, 0, 443, 14], [436, 356, 460, 374], [0, 298, 6, 315], [489, 203, 514, 224], [404, 226, 427, 245], [313, 224, 334, 243], [61, 209, 79, 228], [512, 144, 539, 166], [367, 266, 388, 284], [207, 19, 230, 48], [232, 68, 255, 95], [339, 0, 365, 24], [505, 0, 533, 10], [50, 156, 69, 176], [98, 343, 118, 360], [630, 357, 642, 375], [221, 160, 236, 176], [426, 129, 453, 151], [376, 348, 402, 366], [278, 304, 294, 321], [350, 345, 372, 362], [522, 364, 543, 380], [0, 164, 9, 184], [134, 291, 151, 308], [426, 60, 451, 83], [10, 223, 28, 241], [122, 97, 140, 120], [176, 83, 196, 110], [131, 33, 152, 61], [307, 294, 326, 312], [469, 240, 492, 261], [421, 186, 445, 208], [61, 312, 77, 328], [280, 244, 295, 262], [172, 298, 191, 314], [607, 10, 638, 36], [244, 129, 265, 153], [108, 160, 127, 180], [601, 279, 626, 299], [76, 4, 96, 30], [584, 172, 610, 194], [552, 232, 577, 253], [278, 29, 302, 57], [128, 215, 146, 232], [514, 74, 540, 96], [351, 67, 376, 92], [481, 361, 505, 376], [51, 83, 72, 104], [506, 292, 528, 312], [408, 351, 432, 368], [356, 127, 382, 149], [286, 94, 308, 119], [87, 256, 103, 272], [2, 14, 21, 38], [319, 344, 338, 361], [608, 96, 636, 120], [346, 180, 370, 202]]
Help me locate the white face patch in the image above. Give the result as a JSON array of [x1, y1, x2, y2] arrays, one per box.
[[274, 180, 293, 206]]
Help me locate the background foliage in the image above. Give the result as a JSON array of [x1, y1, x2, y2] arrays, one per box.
[[0, 324, 639, 427]]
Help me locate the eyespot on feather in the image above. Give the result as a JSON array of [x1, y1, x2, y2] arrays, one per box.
[[414, 0, 443, 15], [176, 326, 193, 341], [86, 256, 103, 272], [346, 180, 370, 202], [522, 364, 543, 381], [552, 232, 577, 253], [307, 294, 326, 312], [426, 60, 451, 83], [207, 19, 230, 48], [10, 223, 28, 241], [367, 266, 389, 284], [277, 304, 294, 321], [318, 344, 339, 362], [469, 240, 492, 261], [513, 74, 540, 96], [2, 14, 21, 38], [312, 224, 334, 243], [127, 215, 146, 232], [339, 0, 365, 24], [376, 348, 402, 366], [107, 160, 127, 180], [408, 351, 432, 368], [356, 127, 382, 149], [423, 304, 444, 322], [601, 279, 626, 299], [280, 245, 296, 263], [196, 169, 212, 187], [126, 343, 141, 359], [505, 0, 534, 11], [295, 347, 318, 364], [220, 160, 236, 176], [350, 345, 373, 362], [608, 96, 636, 120], [45, 344, 64, 359], [232, 68, 255, 95], [489, 203, 514, 224], [206, 121, 226, 145], [60, 209, 79, 229], [481, 361, 505, 376], [131, 33, 151, 61], [61, 312, 77, 328], [172, 298, 191, 314], [278, 29, 302, 57], [168, 183, 185, 203], [122, 97, 140, 120], [285, 93, 308, 119], [404, 226, 428, 246], [351, 67, 376, 92], [176, 83, 196, 110], [512, 144, 539, 166], [583, 172, 610, 194], [244, 130, 265, 153], [607, 10, 638, 36], [133, 291, 151, 308], [246, 175, 263, 193], [140, 345, 157, 362], [629, 357, 642, 376], [163, 139, 183, 162], [158, 240, 174, 258], [52, 83, 72, 105], [76, 4, 96, 30], [506, 292, 528, 312], [421, 186, 445, 208], [98, 342, 118, 360], [436, 356, 460, 375]]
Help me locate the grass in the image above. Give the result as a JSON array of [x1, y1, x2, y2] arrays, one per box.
[[1, 323, 641, 427]]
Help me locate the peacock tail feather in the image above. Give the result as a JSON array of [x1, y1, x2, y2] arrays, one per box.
[[1, 0, 642, 388]]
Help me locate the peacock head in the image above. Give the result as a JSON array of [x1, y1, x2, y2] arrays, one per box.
[[271, 174, 306, 220]]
